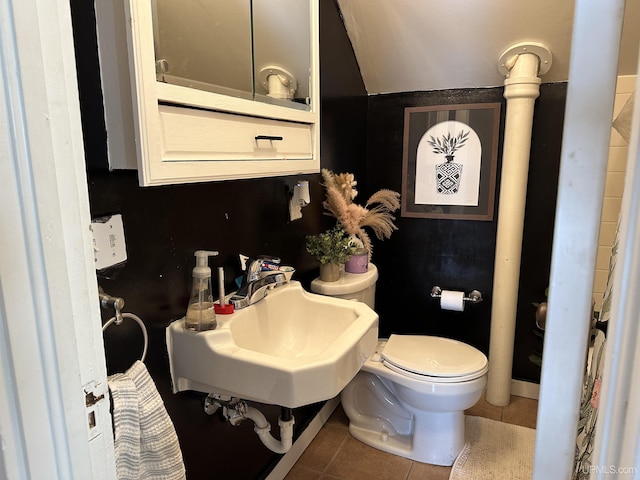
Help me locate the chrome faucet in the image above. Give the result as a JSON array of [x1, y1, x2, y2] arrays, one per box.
[[230, 256, 285, 309], [230, 272, 287, 309], [245, 256, 279, 283]]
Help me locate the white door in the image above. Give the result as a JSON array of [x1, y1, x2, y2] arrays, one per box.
[[0, 0, 116, 477]]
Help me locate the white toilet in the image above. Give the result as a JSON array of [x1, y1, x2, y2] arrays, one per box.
[[310, 264, 488, 466]]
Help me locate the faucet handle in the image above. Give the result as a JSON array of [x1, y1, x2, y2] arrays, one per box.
[[246, 255, 281, 283], [239, 254, 281, 271], [253, 255, 281, 267]]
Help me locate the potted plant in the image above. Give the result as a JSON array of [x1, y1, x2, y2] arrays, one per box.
[[305, 226, 356, 282], [427, 130, 470, 194]]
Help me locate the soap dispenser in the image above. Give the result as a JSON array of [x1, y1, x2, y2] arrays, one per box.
[[185, 250, 218, 331]]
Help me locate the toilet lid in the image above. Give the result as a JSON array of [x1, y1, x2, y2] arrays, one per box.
[[381, 335, 488, 381]]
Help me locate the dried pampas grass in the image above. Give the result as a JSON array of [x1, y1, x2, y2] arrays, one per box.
[[321, 169, 400, 258]]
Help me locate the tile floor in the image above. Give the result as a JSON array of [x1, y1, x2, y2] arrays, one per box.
[[284, 394, 538, 480]]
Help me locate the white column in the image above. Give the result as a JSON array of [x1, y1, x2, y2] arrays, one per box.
[[486, 51, 543, 406]]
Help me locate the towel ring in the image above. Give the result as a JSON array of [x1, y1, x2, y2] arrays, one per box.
[[102, 312, 148, 363]]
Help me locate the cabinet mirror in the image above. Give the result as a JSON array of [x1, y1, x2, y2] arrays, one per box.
[[152, 0, 311, 111]]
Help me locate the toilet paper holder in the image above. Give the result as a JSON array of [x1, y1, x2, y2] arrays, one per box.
[[430, 286, 483, 304]]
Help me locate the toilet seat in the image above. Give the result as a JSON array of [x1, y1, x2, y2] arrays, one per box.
[[381, 335, 488, 383]]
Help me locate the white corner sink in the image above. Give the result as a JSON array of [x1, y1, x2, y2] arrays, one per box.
[[166, 280, 378, 408]]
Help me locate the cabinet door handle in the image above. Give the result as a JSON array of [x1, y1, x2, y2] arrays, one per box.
[[255, 135, 283, 141]]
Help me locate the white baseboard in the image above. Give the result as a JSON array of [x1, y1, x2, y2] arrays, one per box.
[[265, 396, 340, 480], [511, 379, 540, 400]]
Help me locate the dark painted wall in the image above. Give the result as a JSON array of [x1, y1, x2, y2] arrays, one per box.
[[366, 84, 566, 383], [72, 0, 565, 476]]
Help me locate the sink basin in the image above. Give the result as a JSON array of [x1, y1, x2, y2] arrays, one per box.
[[166, 280, 378, 408]]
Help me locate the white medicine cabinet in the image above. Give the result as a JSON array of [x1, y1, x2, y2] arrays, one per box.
[[96, 0, 320, 186]]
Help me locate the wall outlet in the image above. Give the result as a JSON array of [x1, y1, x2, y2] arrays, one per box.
[[91, 214, 127, 270]]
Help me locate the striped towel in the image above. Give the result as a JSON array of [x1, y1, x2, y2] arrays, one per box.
[[109, 361, 186, 480]]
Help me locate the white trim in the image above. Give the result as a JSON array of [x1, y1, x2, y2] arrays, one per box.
[[0, 0, 115, 477], [511, 380, 540, 400], [591, 68, 640, 479], [532, 1, 624, 479], [94, 0, 138, 169]]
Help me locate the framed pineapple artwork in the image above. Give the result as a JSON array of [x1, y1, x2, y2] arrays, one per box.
[[401, 103, 500, 220]]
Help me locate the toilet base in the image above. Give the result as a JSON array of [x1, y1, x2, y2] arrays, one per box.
[[347, 409, 465, 466]]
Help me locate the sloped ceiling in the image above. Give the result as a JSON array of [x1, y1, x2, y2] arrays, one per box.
[[336, 0, 640, 94]]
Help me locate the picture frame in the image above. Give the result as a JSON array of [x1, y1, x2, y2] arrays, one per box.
[[401, 103, 501, 220]]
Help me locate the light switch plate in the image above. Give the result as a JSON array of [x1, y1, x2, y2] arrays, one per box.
[[91, 214, 127, 270]]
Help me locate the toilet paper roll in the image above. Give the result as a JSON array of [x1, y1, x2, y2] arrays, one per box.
[[440, 290, 465, 312]]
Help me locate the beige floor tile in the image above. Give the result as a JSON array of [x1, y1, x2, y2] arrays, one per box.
[[295, 424, 349, 472], [465, 394, 503, 421], [289, 393, 539, 479], [502, 395, 538, 429], [407, 461, 452, 480], [325, 436, 412, 480], [284, 464, 323, 480], [326, 404, 349, 429]]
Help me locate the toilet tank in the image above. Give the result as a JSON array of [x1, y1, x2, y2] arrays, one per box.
[[310, 263, 378, 309]]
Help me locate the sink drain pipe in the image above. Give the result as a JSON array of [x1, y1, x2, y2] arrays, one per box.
[[244, 406, 295, 454], [205, 395, 295, 454]]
